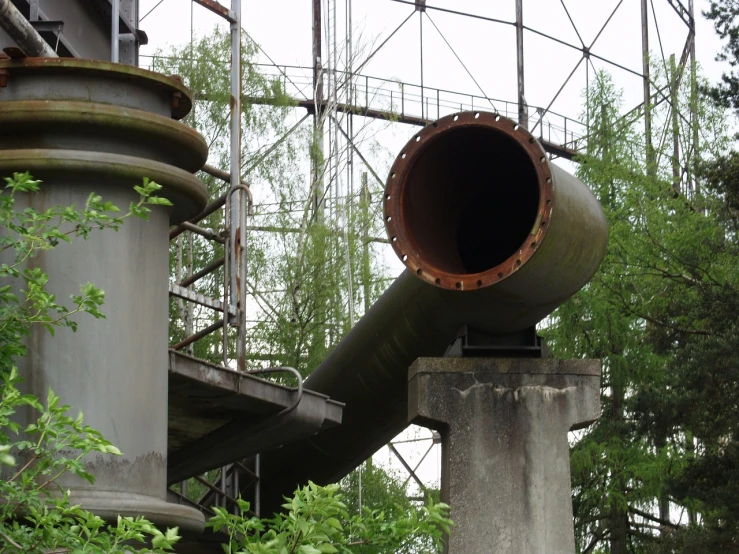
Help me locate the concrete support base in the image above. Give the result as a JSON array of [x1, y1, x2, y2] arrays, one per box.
[[409, 357, 600, 554]]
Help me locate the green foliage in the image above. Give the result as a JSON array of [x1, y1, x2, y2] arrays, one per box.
[[0, 172, 179, 552], [0, 168, 447, 554], [0, 368, 180, 553], [704, 0, 739, 113], [545, 67, 739, 552], [338, 462, 411, 520], [206, 481, 451, 554], [338, 461, 444, 554], [0, 173, 171, 366]]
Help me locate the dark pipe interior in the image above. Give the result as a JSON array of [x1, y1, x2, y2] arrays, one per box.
[[401, 126, 540, 275]]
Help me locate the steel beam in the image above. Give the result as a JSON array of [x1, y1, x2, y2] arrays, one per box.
[[642, 0, 655, 171], [0, 0, 57, 57], [515, 0, 527, 128]]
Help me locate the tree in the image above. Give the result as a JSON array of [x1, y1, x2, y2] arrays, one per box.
[[339, 461, 444, 554], [704, 0, 739, 113], [544, 62, 735, 552]]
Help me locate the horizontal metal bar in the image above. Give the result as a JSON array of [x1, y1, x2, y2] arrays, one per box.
[[29, 20, 64, 34], [202, 164, 254, 210], [180, 257, 225, 288], [171, 319, 225, 351], [179, 221, 225, 243], [389, 0, 514, 27], [169, 194, 227, 241], [169, 283, 236, 316]]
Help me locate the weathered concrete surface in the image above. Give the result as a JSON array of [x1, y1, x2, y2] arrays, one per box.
[[409, 357, 600, 554]]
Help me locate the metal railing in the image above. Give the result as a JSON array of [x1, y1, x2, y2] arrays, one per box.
[[253, 63, 587, 153]]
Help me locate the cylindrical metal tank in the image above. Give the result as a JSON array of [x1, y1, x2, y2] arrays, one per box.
[[0, 59, 208, 533], [261, 111, 607, 513]]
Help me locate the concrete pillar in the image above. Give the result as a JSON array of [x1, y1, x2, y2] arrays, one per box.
[[409, 357, 600, 554], [0, 59, 209, 534]]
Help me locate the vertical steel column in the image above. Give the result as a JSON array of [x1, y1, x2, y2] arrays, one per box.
[[255, 453, 262, 517], [229, 0, 246, 371], [343, 0, 356, 331], [689, 0, 699, 194], [331, 0, 338, 227], [312, 0, 325, 219], [419, 12, 424, 119], [417, 0, 425, 118], [361, 172, 371, 314], [111, 0, 119, 62], [641, 0, 654, 171], [515, 0, 527, 128], [670, 54, 680, 194]]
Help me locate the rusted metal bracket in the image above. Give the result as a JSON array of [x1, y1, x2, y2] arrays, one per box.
[[192, 0, 236, 23]]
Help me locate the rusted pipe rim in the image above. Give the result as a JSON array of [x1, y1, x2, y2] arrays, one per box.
[[0, 58, 193, 119], [384, 111, 554, 291]]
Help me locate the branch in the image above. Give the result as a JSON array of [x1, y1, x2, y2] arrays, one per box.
[[629, 506, 680, 529], [0, 531, 23, 549]]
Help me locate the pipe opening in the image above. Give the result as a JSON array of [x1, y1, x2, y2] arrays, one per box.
[[401, 126, 540, 275]]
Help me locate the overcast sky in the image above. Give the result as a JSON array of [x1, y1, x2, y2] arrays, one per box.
[[139, 0, 728, 128]]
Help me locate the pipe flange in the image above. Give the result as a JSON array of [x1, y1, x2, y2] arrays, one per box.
[[384, 111, 554, 291]]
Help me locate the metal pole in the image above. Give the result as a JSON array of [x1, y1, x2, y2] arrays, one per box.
[[255, 453, 261, 517], [420, 12, 424, 119], [233, 465, 240, 515], [641, 0, 654, 172], [220, 466, 227, 508], [515, 0, 527, 129], [689, 0, 699, 195], [229, 0, 246, 371], [312, 0, 325, 220], [112, 0, 120, 62], [670, 55, 680, 194]]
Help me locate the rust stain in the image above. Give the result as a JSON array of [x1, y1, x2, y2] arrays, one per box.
[[384, 111, 555, 292], [193, 0, 232, 20]]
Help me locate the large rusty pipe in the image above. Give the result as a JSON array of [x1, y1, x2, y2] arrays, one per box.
[[260, 111, 607, 513]]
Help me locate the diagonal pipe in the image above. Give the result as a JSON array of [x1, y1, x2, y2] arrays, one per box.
[[259, 111, 608, 514], [0, 0, 57, 57]]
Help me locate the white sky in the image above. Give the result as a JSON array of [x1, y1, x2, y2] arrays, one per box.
[[139, 0, 727, 127]]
